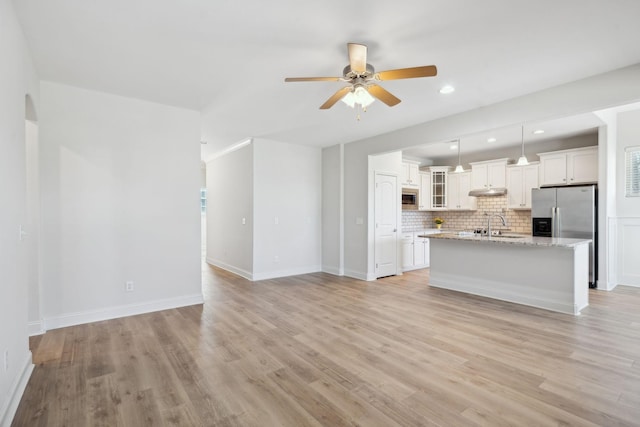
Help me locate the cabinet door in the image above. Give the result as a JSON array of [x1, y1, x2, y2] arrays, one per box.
[[413, 236, 425, 266], [418, 173, 430, 210], [568, 148, 598, 184], [408, 164, 420, 186], [471, 164, 488, 189], [401, 163, 410, 186], [447, 173, 460, 209], [431, 170, 447, 209], [458, 172, 477, 210], [522, 164, 539, 208], [506, 166, 525, 209], [401, 234, 414, 269], [539, 153, 568, 186], [413, 236, 430, 267], [487, 162, 507, 188]]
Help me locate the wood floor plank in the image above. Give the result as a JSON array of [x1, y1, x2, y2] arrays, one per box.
[[12, 265, 640, 426]]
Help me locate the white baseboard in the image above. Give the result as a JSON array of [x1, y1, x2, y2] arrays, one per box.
[[343, 269, 369, 281], [321, 265, 343, 276], [0, 351, 34, 427], [27, 320, 45, 336], [44, 293, 204, 331], [252, 266, 321, 281], [206, 257, 253, 280]]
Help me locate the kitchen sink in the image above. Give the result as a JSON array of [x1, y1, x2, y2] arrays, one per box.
[[492, 234, 526, 239]]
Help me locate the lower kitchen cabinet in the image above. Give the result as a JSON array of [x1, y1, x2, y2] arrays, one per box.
[[414, 235, 430, 267], [402, 231, 433, 271]]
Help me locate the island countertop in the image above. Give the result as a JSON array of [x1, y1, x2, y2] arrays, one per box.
[[420, 232, 591, 248]]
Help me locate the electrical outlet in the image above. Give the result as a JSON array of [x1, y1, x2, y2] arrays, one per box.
[[4, 350, 8, 372], [125, 281, 134, 292]]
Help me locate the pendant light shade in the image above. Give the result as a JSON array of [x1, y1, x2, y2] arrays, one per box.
[[517, 125, 529, 166], [454, 139, 464, 172]]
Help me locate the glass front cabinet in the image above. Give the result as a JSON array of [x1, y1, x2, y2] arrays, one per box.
[[425, 166, 451, 210]]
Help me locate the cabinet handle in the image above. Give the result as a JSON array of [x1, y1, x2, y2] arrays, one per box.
[[563, 178, 566, 181]]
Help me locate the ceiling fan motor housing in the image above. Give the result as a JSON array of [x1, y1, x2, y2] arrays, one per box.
[[343, 63, 375, 80]]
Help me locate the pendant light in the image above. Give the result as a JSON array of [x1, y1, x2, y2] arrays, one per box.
[[454, 139, 464, 172], [516, 125, 529, 166]]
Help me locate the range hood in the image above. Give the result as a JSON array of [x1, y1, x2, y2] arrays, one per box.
[[468, 188, 508, 197]]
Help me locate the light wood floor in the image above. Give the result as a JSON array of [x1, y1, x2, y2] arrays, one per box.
[[13, 265, 640, 426]]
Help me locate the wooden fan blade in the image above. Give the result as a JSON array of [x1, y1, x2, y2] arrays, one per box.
[[284, 77, 342, 82], [348, 43, 367, 74], [376, 65, 438, 80], [320, 87, 352, 110], [367, 84, 401, 107]]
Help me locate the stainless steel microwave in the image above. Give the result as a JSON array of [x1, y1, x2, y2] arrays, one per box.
[[402, 189, 419, 210]]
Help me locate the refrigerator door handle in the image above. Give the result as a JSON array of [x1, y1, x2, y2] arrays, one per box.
[[551, 207, 557, 237], [555, 206, 561, 237]]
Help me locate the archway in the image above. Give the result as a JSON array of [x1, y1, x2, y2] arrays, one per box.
[[25, 94, 43, 335]]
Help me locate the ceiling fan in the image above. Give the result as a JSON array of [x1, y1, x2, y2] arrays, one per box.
[[284, 43, 438, 110]]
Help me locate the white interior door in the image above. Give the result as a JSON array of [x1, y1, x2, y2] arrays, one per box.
[[375, 173, 398, 278]]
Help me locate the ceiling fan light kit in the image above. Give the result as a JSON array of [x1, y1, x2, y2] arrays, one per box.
[[285, 43, 437, 113]]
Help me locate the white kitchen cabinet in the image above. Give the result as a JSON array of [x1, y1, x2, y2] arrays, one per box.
[[425, 166, 450, 210], [413, 234, 430, 268], [470, 158, 509, 190], [402, 231, 434, 271], [418, 172, 430, 211], [401, 233, 415, 269], [402, 162, 420, 188], [506, 163, 539, 209], [447, 171, 477, 210], [538, 146, 598, 186]]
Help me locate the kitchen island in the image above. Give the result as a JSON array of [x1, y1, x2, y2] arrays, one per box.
[[422, 233, 592, 315]]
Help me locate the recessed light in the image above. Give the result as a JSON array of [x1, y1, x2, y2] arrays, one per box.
[[439, 85, 455, 94], [487, 137, 497, 143], [532, 129, 545, 135]]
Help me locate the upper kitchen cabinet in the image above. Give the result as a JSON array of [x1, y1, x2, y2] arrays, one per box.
[[418, 172, 430, 211], [506, 162, 539, 209], [469, 158, 509, 191], [538, 146, 598, 187], [448, 171, 477, 210], [402, 161, 420, 188], [425, 166, 450, 210]]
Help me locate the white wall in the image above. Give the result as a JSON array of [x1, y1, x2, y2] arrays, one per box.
[[38, 81, 203, 329], [253, 139, 322, 280], [206, 139, 322, 281], [206, 143, 254, 278], [329, 64, 640, 281], [321, 144, 343, 275], [0, 0, 39, 424]]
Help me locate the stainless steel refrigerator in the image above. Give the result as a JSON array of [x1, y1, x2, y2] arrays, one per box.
[[531, 185, 597, 287]]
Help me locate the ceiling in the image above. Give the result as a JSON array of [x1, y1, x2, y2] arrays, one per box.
[[402, 113, 603, 164], [13, 0, 640, 161]]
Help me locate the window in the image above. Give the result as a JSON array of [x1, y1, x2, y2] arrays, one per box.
[[200, 188, 207, 213], [626, 147, 640, 197]]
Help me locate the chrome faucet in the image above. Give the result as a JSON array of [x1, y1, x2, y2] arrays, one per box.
[[486, 213, 507, 237]]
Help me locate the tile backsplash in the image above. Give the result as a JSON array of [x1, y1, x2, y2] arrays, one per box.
[[402, 210, 433, 231], [402, 195, 532, 233]]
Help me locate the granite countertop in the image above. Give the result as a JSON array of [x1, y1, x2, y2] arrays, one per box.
[[422, 232, 592, 248]]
